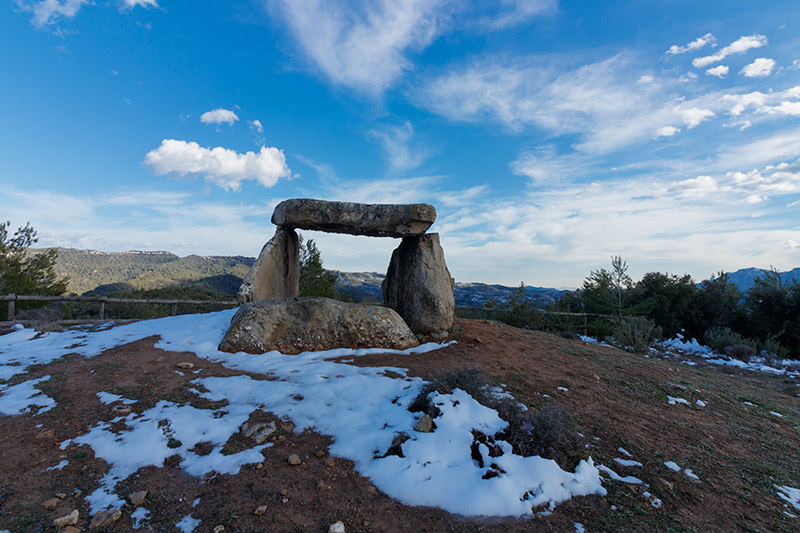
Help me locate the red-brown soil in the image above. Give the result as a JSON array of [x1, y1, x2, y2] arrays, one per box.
[[1, 319, 798, 532]]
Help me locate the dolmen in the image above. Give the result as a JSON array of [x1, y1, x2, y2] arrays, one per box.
[[219, 199, 455, 354]]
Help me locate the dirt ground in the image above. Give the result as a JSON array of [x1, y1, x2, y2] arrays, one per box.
[[0, 318, 798, 532]]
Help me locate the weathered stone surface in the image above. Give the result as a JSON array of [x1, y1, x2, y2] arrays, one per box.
[[271, 199, 436, 238], [218, 297, 420, 354], [237, 228, 299, 304], [89, 508, 122, 529], [382, 233, 455, 337], [53, 510, 79, 527]]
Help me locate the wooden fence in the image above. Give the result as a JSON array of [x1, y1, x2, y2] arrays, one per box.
[[455, 306, 617, 335], [1, 294, 238, 324]]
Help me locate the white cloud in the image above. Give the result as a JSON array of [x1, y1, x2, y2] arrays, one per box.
[[19, 0, 90, 28], [200, 108, 239, 126], [479, 0, 557, 30], [655, 125, 680, 137], [706, 65, 729, 78], [722, 85, 800, 117], [693, 34, 767, 68], [143, 139, 292, 191], [247, 119, 264, 133], [269, 0, 446, 95], [740, 57, 776, 78], [666, 33, 716, 56], [370, 122, 429, 172], [679, 107, 715, 128], [638, 75, 654, 84], [679, 72, 698, 83], [121, 0, 158, 8]]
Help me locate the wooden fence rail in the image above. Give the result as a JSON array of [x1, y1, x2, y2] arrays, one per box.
[[455, 306, 620, 335], [2, 294, 238, 323]]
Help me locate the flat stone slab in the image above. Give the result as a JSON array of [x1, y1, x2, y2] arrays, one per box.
[[271, 199, 435, 237], [218, 297, 420, 354]]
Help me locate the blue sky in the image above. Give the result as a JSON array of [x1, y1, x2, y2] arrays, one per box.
[[2, 0, 800, 288]]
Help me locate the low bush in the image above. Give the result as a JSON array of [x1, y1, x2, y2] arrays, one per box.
[[704, 327, 758, 360], [14, 306, 62, 333], [606, 316, 662, 352]]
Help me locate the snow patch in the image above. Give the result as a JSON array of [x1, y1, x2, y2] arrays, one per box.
[[0, 375, 56, 415], [664, 461, 681, 471], [775, 485, 800, 511]]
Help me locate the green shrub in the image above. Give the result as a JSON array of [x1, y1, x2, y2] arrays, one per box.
[[703, 327, 758, 358], [606, 316, 662, 352]]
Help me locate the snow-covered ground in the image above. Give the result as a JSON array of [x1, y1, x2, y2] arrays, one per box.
[[0, 310, 606, 520]]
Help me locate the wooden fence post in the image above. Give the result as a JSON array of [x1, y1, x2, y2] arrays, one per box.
[[171, 303, 178, 316], [583, 314, 588, 336], [99, 300, 105, 320], [7, 295, 14, 321]]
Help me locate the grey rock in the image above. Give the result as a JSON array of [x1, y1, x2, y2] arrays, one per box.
[[237, 228, 299, 304], [414, 414, 434, 433], [271, 199, 435, 238], [288, 454, 302, 466], [128, 490, 147, 506], [382, 233, 455, 337], [219, 297, 420, 355], [53, 510, 79, 527], [253, 421, 277, 444], [89, 508, 122, 529]]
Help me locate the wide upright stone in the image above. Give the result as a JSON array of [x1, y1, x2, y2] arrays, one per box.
[[271, 199, 436, 238], [237, 228, 299, 304], [382, 233, 455, 339], [218, 297, 420, 354]]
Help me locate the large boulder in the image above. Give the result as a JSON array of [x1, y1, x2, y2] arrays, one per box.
[[271, 199, 436, 238], [219, 297, 420, 354], [237, 228, 299, 304], [382, 233, 455, 339]]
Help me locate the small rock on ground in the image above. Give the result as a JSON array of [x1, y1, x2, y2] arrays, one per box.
[[89, 508, 122, 529], [329, 521, 346, 533], [288, 454, 302, 466], [42, 497, 59, 509], [53, 510, 79, 527], [176, 362, 195, 369], [129, 490, 147, 506], [253, 505, 268, 516]]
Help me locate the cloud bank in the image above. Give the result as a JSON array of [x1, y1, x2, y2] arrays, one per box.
[[143, 140, 292, 191]]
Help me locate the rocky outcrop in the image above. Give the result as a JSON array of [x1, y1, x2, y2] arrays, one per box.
[[383, 233, 455, 339], [237, 228, 299, 304], [272, 199, 436, 238], [218, 297, 420, 354]]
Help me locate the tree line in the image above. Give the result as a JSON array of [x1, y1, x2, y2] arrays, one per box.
[[552, 256, 800, 359]]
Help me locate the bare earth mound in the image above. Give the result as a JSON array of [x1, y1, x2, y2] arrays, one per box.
[[1, 318, 798, 532]]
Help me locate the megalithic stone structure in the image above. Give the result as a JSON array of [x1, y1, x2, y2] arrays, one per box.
[[230, 198, 455, 352], [237, 227, 299, 304], [382, 233, 455, 340]]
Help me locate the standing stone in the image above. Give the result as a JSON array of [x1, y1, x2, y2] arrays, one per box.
[[382, 233, 455, 339], [237, 228, 299, 304], [272, 199, 436, 238]]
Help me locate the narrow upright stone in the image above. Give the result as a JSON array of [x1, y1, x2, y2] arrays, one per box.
[[382, 233, 455, 339], [237, 228, 299, 304], [271, 199, 436, 238]]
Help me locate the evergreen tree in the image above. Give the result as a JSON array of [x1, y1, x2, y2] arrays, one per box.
[[298, 236, 339, 299], [0, 222, 68, 296]]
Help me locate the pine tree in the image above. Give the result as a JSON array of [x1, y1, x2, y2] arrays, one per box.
[[0, 221, 68, 296], [298, 236, 339, 299]]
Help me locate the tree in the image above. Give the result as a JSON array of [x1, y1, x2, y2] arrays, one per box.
[[743, 268, 795, 351], [582, 256, 632, 316], [686, 272, 743, 341], [298, 236, 339, 299], [626, 271, 696, 337], [0, 221, 68, 297]]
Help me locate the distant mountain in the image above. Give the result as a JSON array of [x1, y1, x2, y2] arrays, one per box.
[[32, 248, 253, 296], [333, 270, 566, 308], [722, 267, 800, 293], [36, 248, 566, 306]]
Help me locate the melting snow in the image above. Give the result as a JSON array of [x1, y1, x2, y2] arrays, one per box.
[[0, 375, 56, 415], [664, 461, 681, 472], [176, 514, 200, 533], [775, 485, 800, 511], [0, 310, 606, 518], [613, 458, 642, 468], [667, 396, 690, 406]]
